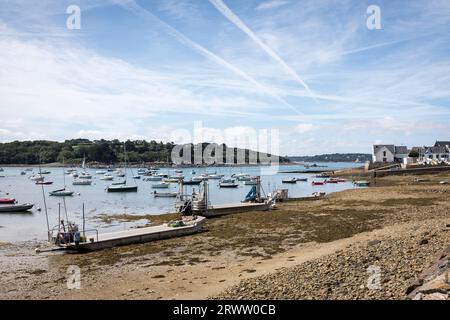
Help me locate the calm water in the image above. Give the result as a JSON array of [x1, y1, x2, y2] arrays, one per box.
[[0, 162, 361, 242]]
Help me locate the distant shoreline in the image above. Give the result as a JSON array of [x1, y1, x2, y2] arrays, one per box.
[[0, 162, 292, 168], [0, 161, 361, 168]]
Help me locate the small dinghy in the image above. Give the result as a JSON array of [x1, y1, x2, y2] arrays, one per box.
[[353, 180, 370, 187], [296, 178, 308, 182], [0, 203, 34, 213], [311, 181, 325, 186]]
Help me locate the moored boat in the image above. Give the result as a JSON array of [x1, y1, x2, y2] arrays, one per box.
[[106, 185, 138, 192], [353, 180, 370, 187], [219, 181, 239, 188], [312, 181, 325, 186], [0, 203, 34, 213], [181, 180, 201, 185], [152, 182, 170, 189], [78, 172, 92, 179], [49, 189, 75, 197], [145, 176, 163, 181], [72, 180, 92, 186], [243, 179, 257, 185], [100, 174, 114, 181], [0, 198, 16, 204], [36, 181, 53, 185], [282, 178, 297, 184], [30, 175, 44, 182], [153, 191, 178, 198]]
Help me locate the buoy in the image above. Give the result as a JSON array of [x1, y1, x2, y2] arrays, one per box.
[[37, 207, 42, 212]]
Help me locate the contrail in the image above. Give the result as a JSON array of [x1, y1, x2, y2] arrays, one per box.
[[209, 0, 318, 103], [118, 0, 301, 115]]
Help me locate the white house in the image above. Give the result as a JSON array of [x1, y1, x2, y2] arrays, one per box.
[[411, 141, 450, 162], [373, 145, 408, 163], [424, 145, 449, 161]]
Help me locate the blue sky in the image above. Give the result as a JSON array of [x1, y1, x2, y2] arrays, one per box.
[[0, 0, 449, 155]]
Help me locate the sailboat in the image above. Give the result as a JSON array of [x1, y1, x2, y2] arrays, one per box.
[[50, 159, 74, 197], [106, 144, 138, 193], [78, 156, 92, 179]]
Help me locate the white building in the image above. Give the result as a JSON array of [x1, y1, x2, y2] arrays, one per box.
[[411, 141, 449, 163], [373, 145, 408, 163], [424, 146, 449, 161]]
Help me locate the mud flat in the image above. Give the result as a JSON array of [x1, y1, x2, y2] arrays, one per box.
[[1, 172, 449, 300]]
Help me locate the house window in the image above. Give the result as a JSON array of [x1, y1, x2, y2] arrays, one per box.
[[383, 151, 386, 157]]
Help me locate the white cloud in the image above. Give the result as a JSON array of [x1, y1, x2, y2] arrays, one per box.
[[256, 1, 290, 11], [293, 123, 317, 133]]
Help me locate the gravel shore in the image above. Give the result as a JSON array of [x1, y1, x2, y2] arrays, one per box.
[[214, 219, 450, 299]]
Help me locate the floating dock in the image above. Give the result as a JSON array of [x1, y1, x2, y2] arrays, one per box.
[[282, 195, 326, 202], [60, 216, 206, 251], [200, 202, 270, 218]]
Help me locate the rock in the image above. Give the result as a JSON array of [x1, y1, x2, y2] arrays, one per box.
[[417, 274, 450, 295], [368, 240, 381, 246], [421, 292, 448, 300], [419, 239, 429, 245]]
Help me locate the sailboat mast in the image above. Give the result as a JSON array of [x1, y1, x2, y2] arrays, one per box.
[[38, 151, 50, 240], [63, 157, 66, 188]]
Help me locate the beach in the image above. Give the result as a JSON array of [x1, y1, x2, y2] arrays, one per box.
[[1, 170, 449, 300]]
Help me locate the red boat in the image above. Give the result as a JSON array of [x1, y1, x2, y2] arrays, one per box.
[[0, 198, 16, 204], [36, 181, 53, 185], [312, 181, 325, 186]]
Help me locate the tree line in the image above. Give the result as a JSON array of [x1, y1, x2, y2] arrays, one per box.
[[0, 139, 287, 165]]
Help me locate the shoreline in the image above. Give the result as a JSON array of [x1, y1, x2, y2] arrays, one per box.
[[1, 171, 449, 300], [0, 161, 360, 168]]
